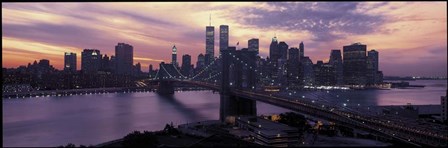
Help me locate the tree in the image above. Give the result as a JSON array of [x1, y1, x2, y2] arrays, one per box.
[[277, 112, 310, 131], [122, 131, 159, 147]]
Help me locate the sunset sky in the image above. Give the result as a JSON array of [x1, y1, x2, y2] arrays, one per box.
[[2, 2, 447, 77]]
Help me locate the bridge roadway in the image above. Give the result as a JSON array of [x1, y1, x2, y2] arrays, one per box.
[[173, 80, 448, 147]]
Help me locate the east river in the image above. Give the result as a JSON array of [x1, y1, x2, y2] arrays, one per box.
[[3, 80, 446, 147]]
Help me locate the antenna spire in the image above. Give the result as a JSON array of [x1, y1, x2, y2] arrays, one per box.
[[209, 13, 211, 26]]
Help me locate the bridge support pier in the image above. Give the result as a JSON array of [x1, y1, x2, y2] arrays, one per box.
[[219, 94, 257, 122], [157, 80, 174, 95], [219, 47, 257, 122]]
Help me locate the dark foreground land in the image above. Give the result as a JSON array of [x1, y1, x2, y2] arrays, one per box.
[[58, 124, 263, 147]]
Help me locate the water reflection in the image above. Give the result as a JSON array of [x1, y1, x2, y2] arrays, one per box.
[[2, 80, 446, 147]]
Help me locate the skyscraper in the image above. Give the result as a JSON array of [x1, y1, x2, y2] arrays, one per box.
[[181, 54, 192, 76], [343, 43, 367, 85], [278, 41, 289, 60], [219, 25, 229, 53], [269, 36, 279, 62], [367, 49, 379, 71], [115, 43, 133, 75], [172, 45, 178, 66], [301, 56, 314, 86], [110, 56, 116, 73], [101, 54, 110, 72], [135, 62, 141, 74], [314, 61, 336, 86], [367, 50, 379, 85], [197, 53, 205, 70], [248, 38, 259, 55], [329, 50, 343, 85], [81, 49, 101, 74], [38, 59, 51, 74], [287, 47, 300, 87], [149, 64, 153, 73], [299, 41, 304, 59], [206, 26, 214, 62], [64, 52, 77, 73], [288, 47, 299, 62]]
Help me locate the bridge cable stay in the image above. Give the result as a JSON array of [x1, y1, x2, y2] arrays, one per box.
[[226, 52, 265, 79], [160, 64, 175, 79], [190, 60, 217, 80], [150, 68, 160, 80], [171, 64, 187, 79], [202, 72, 222, 82], [190, 59, 217, 80]]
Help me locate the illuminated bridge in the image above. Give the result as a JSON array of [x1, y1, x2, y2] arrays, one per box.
[[140, 47, 448, 147]]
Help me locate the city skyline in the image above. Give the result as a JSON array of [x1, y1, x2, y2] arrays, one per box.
[[2, 2, 447, 77]]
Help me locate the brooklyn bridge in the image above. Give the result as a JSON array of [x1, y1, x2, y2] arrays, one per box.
[[140, 47, 448, 147]]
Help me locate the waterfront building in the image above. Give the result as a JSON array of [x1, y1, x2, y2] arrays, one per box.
[[329, 50, 343, 85], [236, 116, 300, 147], [367, 50, 380, 85], [134, 62, 142, 75], [64, 52, 77, 73], [81, 49, 101, 74], [115, 43, 133, 75], [110, 55, 116, 73], [100, 54, 110, 72], [343, 43, 367, 85], [314, 62, 336, 86], [287, 47, 300, 87]]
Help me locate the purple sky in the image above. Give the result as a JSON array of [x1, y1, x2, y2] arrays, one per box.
[[2, 2, 447, 77]]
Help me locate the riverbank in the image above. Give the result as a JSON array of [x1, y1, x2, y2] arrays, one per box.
[[2, 86, 213, 99], [90, 118, 392, 147]]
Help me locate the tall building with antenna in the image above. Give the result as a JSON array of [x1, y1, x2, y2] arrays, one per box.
[[205, 14, 214, 64]]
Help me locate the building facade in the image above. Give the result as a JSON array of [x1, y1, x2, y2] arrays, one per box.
[[219, 25, 229, 53], [299, 41, 304, 60], [442, 91, 447, 122], [181, 54, 192, 77], [278, 41, 289, 60], [81, 49, 101, 74], [248, 38, 259, 55], [343, 43, 367, 85], [367, 50, 379, 85], [235, 116, 300, 147], [206, 26, 214, 62], [171, 45, 178, 66], [269, 36, 279, 63], [301, 56, 314, 86], [64, 52, 77, 73], [115, 43, 133, 75], [329, 50, 343, 85]]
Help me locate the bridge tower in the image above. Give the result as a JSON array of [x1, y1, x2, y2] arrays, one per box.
[[220, 46, 256, 122], [157, 62, 175, 95]]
